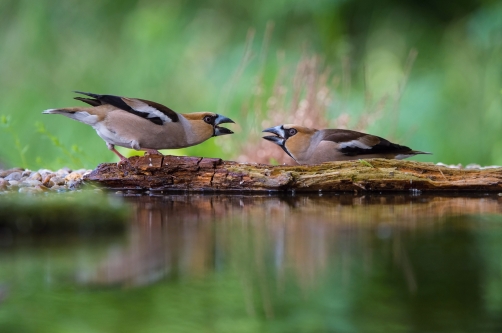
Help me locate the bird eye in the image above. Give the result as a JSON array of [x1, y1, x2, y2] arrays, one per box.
[[203, 116, 213, 124], [288, 128, 298, 136]]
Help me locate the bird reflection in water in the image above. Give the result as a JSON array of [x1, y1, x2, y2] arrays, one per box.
[[80, 195, 501, 290], [78, 193, 502, 318]]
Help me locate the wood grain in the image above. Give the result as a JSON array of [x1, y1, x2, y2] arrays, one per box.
[[83, 155, 502, 192]]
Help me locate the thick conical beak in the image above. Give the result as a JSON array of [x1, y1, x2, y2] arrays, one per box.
[[213, 114, 235, 136], [262, 135, 285, 146], [262, 125, 286, 145], [214, 127, 234, 136], [214, 115, 235, 126], [262, 125, 285, 138]]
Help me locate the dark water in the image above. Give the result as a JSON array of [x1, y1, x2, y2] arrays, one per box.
[[1, 193, 502, 333]]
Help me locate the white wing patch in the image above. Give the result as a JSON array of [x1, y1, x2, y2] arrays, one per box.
[[135, 104, 171, 123], [338, 140, 372, 150], [122, 98, 172, 124]]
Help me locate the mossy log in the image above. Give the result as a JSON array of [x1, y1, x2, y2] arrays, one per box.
[[83, 155, 502, 192]]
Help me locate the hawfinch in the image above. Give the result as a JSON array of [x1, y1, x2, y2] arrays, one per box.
[[263, 124, 430, 164], [43, 91, 235, 161]]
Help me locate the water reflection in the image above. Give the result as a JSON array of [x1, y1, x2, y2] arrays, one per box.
[[81, 194, 502, 296], [3, 193, 502, 332]]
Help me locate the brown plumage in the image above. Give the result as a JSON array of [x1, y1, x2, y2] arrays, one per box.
[[43, 91, 235, 162], [262, 124, 430, 164]]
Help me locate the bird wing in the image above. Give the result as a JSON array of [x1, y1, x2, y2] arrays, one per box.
[[74, 97, 102, 107], [321, 129, 411, 156], [74, 91, 179, 125]]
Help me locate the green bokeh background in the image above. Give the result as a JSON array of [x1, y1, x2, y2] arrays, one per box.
[[0, 0, 501, 170]]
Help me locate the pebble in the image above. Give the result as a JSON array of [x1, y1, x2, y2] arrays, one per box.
[[436, 162, 501, 170], [465, 164, 481, 170], [0, 168, 23, 178], [18, 186, 45, 194], [8, 180, 20, 186], [0, 167, 91, 193], [51, 176, 66, 186], [29, 172, 42, 181], [22, 179, 42, 187], [51, 185, 67, 192], [4, 172, 22, 181], [65, 172, 83, 182]]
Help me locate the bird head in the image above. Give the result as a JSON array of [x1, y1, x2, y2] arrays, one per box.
[[262, 124, 318, 161], [183, 112, 235, 141]]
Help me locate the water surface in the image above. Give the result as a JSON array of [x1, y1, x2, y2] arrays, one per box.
[[1, 193, 502, 333]]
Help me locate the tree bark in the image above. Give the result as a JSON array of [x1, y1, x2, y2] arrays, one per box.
[[83, 155, 502, 192]]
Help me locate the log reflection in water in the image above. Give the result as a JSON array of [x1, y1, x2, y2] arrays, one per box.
[[78, 194, 502, 289]]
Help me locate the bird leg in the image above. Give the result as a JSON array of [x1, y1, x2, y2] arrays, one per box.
[[143, 149, 163, 156], [106, 142, 129, 165], [130, 140, 162, 156]]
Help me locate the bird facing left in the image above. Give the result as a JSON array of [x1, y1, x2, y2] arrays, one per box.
[[43, 91, 235, 162]]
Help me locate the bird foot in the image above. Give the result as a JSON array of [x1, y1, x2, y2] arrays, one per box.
[[143, 149, 163, 156], [107, 143, 130, 167], [116, 157, 131, 168]]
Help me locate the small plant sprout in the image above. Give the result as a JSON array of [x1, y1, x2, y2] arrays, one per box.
[[358, 159, 374, 168], [1, 115, 29, 168]]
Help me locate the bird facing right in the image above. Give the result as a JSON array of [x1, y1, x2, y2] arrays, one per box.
[[262, 124, 431, 165], [43, 91, 235, 162]]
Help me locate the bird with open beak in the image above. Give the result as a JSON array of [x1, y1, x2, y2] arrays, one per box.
[[262, 124, 430, 164], [43, 91, 235, 162]]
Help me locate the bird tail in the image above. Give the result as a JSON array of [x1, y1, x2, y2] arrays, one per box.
[[74, 97, 102, 106], [73, 91, 101, 99], [42, 108, 75, 115], [42, 108, 98, 125], [411, 150, 432, 155], [42, 108, 79, 115]]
